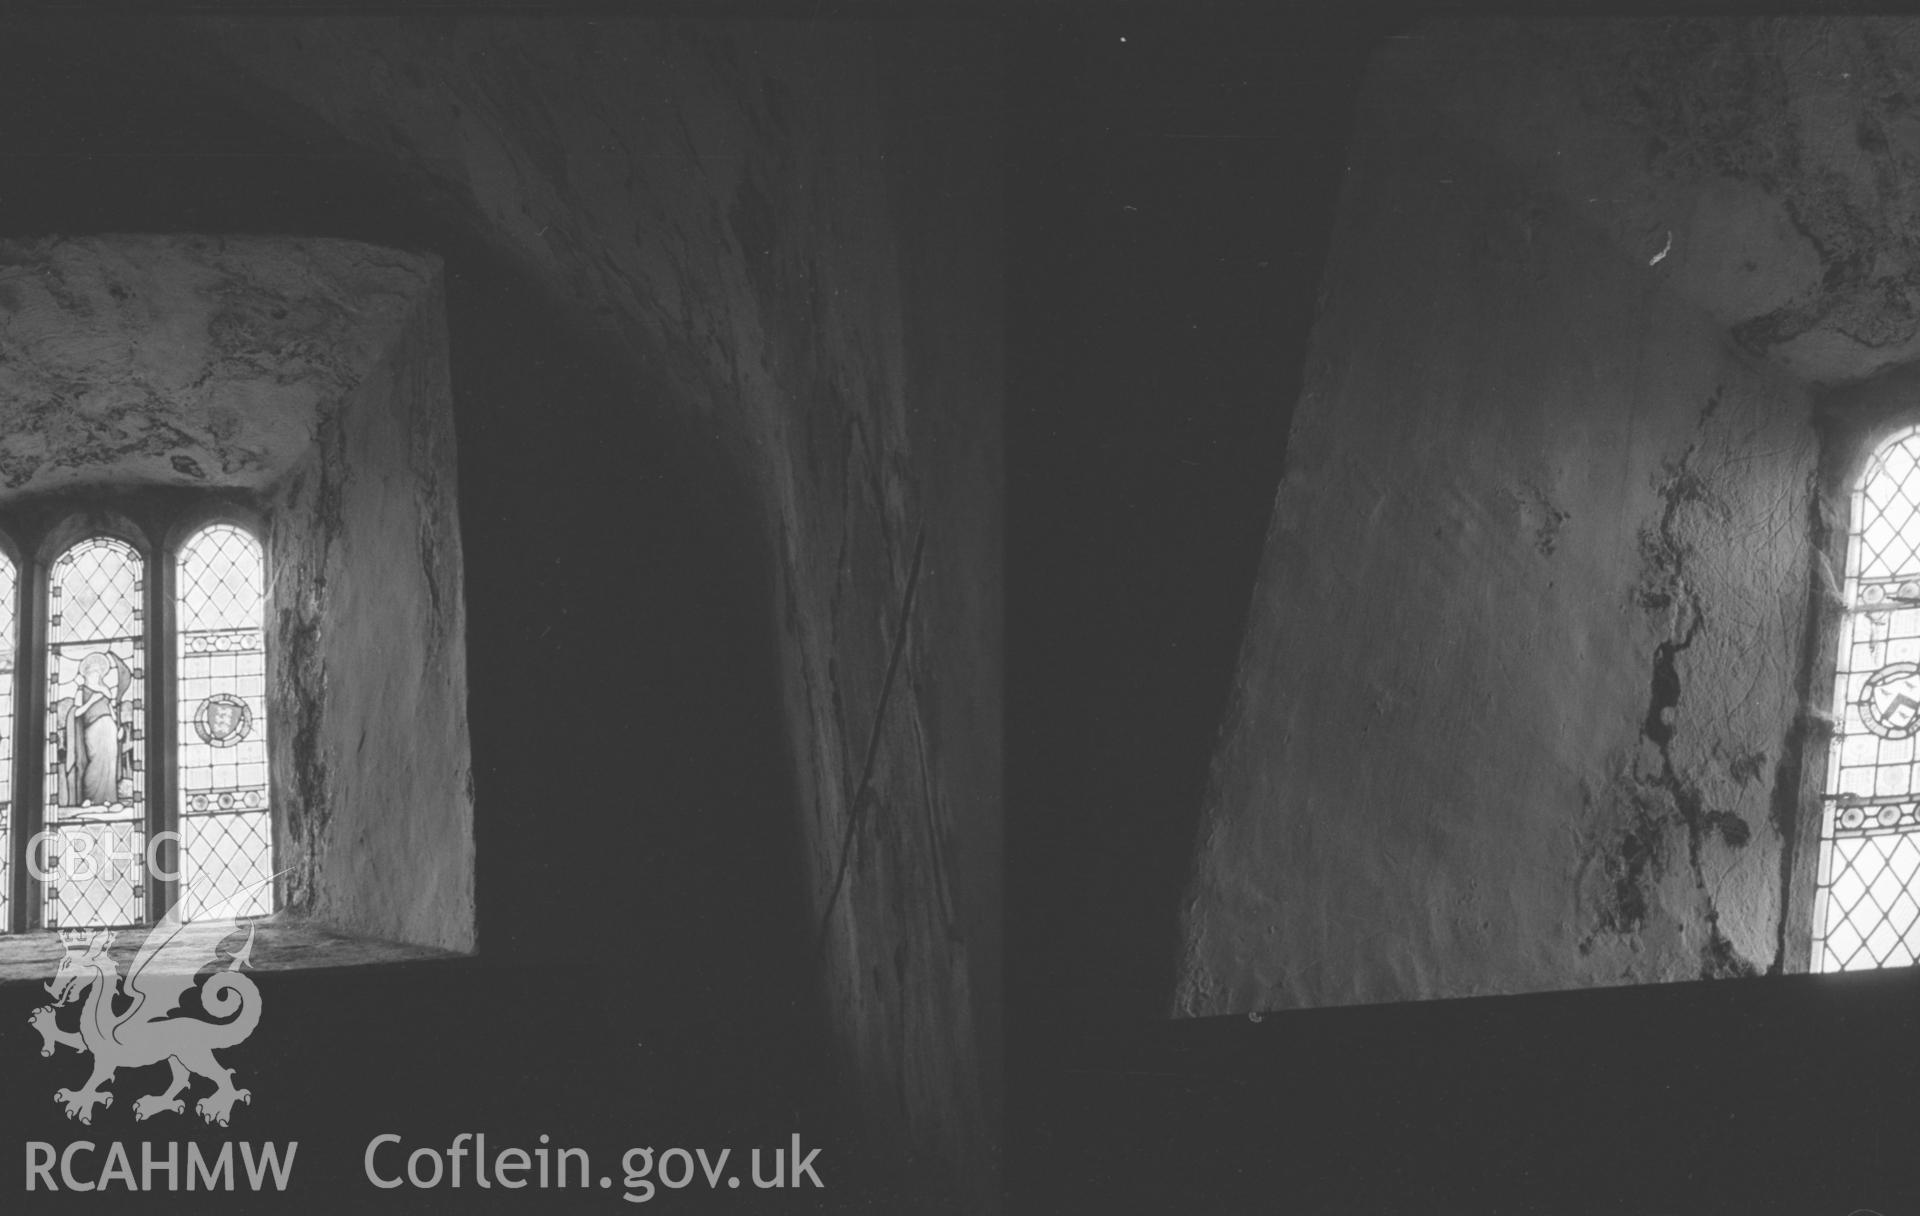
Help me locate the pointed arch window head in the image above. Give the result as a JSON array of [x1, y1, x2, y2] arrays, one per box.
[[176, 524, 270, 921], [43, 536, 147, 930]]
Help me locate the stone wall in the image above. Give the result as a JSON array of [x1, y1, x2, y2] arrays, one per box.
[[1176, 22, 1829, 1015], [183, 18, 1002, 1202], [267, 269, 473, 953], [0, 235, 426, 499]]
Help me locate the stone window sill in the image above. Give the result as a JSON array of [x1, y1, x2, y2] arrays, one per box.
[[0, 913, 463, 985]]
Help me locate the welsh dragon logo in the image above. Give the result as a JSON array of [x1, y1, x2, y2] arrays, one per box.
[[28, 891, 265, 1127]]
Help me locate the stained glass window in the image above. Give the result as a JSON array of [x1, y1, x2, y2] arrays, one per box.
[[1812, 427, 1920, 969], [0, 554, 14, 933], [176, 524, 271, 921], [43, 537, 146, 929]]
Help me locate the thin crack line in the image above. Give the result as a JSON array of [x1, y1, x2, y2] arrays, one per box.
[[810, 523, 928, 964]]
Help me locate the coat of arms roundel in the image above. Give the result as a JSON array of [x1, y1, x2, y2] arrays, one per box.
[[192, 694, 252, 748]]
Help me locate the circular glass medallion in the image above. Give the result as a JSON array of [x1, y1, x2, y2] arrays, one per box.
[[192, 693, 252, 747], [1860, 661, 1920, 739]]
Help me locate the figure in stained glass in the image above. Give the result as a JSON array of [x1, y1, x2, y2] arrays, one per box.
[[54, 650, 133, 808]]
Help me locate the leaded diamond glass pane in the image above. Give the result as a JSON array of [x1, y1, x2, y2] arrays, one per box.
[[179, 810, 271, 921], [1869, 918, 1902, 965], [1889, 891, 1920, 938], [1814, 427, 1920, 972], [177, 525, 270, 923], [1825, 919, 1864, 971], [43, 538, 144, 928], [43, 822, 144, 929], [1894, 835, 1920, 887]]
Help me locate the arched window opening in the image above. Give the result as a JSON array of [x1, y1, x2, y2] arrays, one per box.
[[175, 523, 271, 921], [1814, 427, 1920, 970], [0, 235, 469, 958], [43, 536, 146, 930]]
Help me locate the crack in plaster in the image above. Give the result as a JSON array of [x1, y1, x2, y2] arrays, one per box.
[[1591, 391, 1762, 977]]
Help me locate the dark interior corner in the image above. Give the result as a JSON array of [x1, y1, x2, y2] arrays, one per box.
[[1008, 3, 1386, 1047]]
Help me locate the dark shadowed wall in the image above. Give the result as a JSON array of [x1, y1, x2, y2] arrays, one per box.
[[1178, 24, 1819, 1012], [1170, 19, 1920, 1015], [1008, 7, 1380, 1051], [1014, 13, 1920, 1215]]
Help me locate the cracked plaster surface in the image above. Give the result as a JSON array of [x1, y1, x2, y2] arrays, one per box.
[[1175, 22, 1828, 1015], [0, 235, 431, 502]]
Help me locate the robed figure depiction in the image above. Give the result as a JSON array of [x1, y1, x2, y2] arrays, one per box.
[[54, 651, 134, 808]]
